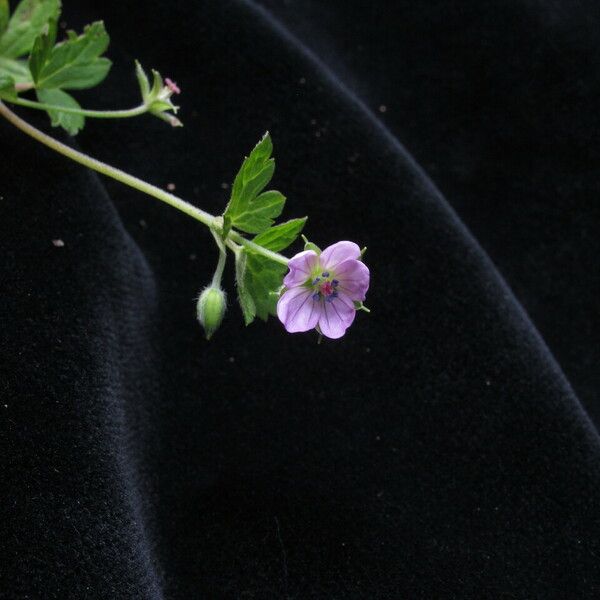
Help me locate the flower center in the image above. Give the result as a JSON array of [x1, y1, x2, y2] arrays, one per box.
[[310, 271, 339, 302]]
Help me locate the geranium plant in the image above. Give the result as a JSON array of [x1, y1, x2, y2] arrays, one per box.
[[0, 0, 370, 339]]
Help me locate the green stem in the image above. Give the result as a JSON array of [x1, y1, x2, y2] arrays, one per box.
[[0, 100, 213, 227], [6, 95, 149, 119], [0, 100, 290, 266], [210, 229, 227, 286], [225, 238, 242, 255], [228, 230, 289, 266], [225, 234, 287, 267]]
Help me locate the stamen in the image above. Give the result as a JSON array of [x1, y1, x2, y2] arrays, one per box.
[[311, 277, 321, 285], [322, 271, 330, 277], [332, 279, 339, 287], [312, 292, 321, 301]]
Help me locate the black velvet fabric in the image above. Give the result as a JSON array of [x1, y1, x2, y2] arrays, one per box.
[[1, 1, 599, 598]]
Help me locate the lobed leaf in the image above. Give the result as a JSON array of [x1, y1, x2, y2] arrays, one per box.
[[34, 21, 111, 90], [252, 217, 307, 252], [234, 250, 256, 325], [36, 87, 84, 135], [231, 189, 285, 234], [247, 252, 286, 321], [236, 249, 286, 322], [0, 0, 60, 59], [227, 134, 273, 217], [224, 133, 286, 235]]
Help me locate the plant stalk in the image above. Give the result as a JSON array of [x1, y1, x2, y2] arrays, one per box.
[[6, 95, 149, 119], [0, 100, 290, 266]]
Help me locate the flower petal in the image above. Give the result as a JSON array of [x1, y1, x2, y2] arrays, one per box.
[[283, 250, 319, 287], [334, 259, 370, 301], [335, 291, 357, 312], [277, 287, 321, 333], [320, 241, 361, 270], [318, 295, 356, 339]]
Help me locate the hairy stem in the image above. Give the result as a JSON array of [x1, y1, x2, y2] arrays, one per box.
[[210, 229, 227, 286], [6, 96, 149, 119], [0, 100, 290, 266], [228, 231, 289, 265]]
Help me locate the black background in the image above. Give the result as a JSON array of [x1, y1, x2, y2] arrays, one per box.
[[1, 0, 599, 598]]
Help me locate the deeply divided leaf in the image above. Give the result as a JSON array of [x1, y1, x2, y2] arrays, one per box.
[[252, 217, 307, 252], [37, 87, 84, 135], [235, 249, 286, 323], [224, 133, 286, 234], [234, 250, 257, 325], [231, 190, 285, 234], [34, 21, 111, 90], [246, 252, 286, 321], [0, 0, 61, 59]]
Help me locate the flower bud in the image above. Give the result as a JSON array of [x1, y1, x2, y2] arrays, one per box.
[[196, 286, 227, 340]]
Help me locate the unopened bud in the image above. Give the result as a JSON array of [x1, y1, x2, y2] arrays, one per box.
[[196, 286, 226, 340]]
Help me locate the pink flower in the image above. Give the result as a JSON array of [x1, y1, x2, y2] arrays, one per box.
[[165, 78, 181, 95], [277, 241, 370, 339]]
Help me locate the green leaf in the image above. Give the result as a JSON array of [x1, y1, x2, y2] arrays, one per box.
[[242, 250, 286, 321], [0, 0, 9, 35], [224, 132, 286, 234], [246, 252, 286, 321], [0, 56, 33, 84], [232, 189, 285, 234], [0, 73, 16, 99], [28, 25, 54, 83], [234, 250, 256, 325], [0, 0, 61, 59], [252, 217, 307, 252], [234, 248, 286, 324], [35, 21, 111, 90], [37, 87, 84, 135]]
